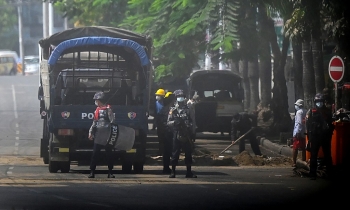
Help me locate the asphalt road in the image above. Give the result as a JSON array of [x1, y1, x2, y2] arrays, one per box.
[[0, 74, 345, 210]]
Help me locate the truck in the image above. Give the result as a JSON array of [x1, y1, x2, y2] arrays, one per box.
[[186, 70, 244, 135], [37, 26, 153, 173]]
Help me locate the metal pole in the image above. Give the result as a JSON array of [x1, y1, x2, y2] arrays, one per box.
[[335, 82, 338, 112], [17, 0, 25, 75], [43, 1, 49, 38], [49, 2, 54, 35]]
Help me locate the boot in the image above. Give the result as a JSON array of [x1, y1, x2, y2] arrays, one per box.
[[108, 170, 115, 178], [169, 165, 176, 178], [88, 170, 95, 178], [185, 165, 197, 178]]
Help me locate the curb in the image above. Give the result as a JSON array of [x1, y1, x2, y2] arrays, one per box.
[[259, 137, 293, 157]]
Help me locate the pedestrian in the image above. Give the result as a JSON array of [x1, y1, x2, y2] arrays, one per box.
[[167, 89, 197, 178], [292, 99, 307, 167], [305, 93, 334, 180], [187, 94, 199, 142], [231, 111, 263, 156], [88, 91, 116, 178], [155, 88, 166, 155], [159, 91, 175, 174]]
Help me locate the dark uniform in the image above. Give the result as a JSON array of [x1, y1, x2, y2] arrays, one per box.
[[231, 112, 262, 156], [306, 93, 334, 180], [167, 89, 197, 178], [88, 92, 115, 178]]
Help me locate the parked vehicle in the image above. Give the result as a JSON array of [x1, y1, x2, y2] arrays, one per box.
[[0, 50, 19, 75], [38, 26, 153, 173], [24, 55, 39, 74], [186, 70, 244, 134]]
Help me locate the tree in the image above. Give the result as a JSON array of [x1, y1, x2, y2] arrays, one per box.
[[0, 0, 18, 50]]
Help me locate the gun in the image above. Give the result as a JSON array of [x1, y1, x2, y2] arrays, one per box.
[[177, 118, 194, 148]]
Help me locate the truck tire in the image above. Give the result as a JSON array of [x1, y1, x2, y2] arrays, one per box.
[[43, 156, 49, 164], [41, 118, 49, 164], [60, 161, 70, 173], [122, 161, 132, 174], [49, 160, 60, 173], [133, 162, 144, 174]]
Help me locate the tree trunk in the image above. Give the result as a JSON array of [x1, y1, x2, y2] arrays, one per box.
[[302, 35, 316, 110], [311, 32, 325, 94], [248, 59, 260, 111], [257, 5, 272, 108], [240, 60, 250, 110], [268, 19, 292, 132], [292, 37, 304, 100]]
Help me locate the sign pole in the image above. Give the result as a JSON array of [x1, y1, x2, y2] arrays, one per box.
[[334, 82, 338, 112]]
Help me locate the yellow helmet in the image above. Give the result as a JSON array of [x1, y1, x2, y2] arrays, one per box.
[[165, 91, 173, 98], [155, 89, 165, 96]]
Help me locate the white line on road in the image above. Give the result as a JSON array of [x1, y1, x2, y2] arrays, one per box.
[[6, 171, 12, 175], [16, 123, 18, 128], [11, 85, 18, 119], [16, 137, 19, 140], [15, 142, 19, 146], [9, 167, 14, 170], [16, 131, 19, 135]]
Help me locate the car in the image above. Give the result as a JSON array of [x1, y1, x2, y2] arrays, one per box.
[[0, 50, 19, 76], [24, 55, 39, 74]]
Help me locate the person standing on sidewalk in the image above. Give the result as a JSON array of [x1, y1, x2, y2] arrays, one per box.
[[305, 93, 334, 180], [292, 99, 307, 167]]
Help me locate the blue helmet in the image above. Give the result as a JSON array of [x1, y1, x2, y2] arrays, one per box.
[[93, 91, 105, 100]]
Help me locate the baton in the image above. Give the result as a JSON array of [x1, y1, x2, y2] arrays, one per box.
[[219, 127, 255, 155]]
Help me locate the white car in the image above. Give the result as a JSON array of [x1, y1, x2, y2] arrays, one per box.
[[24, 55, 39, 74]]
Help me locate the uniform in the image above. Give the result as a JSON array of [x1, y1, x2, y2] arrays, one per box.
[[231, 112, 262, 156], [306, 93, 334, 180], [167, 89, 197, 178], [88, 92, 116, 178]]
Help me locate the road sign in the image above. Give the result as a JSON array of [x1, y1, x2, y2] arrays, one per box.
[[329, 56, 345, 82]]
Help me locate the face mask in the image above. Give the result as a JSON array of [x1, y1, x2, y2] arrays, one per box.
[[316, 102, 323, 108], [95, 100, 99, 106], [177, 97, 185, 102], [156, 96, 162, 101], [295, 105, 300, 111]]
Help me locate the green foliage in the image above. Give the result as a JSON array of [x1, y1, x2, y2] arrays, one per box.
[[0, 0, 17, 50]]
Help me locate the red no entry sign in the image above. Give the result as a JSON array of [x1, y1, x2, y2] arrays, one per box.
[[329, 56, 345, 82]]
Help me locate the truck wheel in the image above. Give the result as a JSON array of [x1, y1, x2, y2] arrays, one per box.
[[60, 161, 70, 173], [133, 162, 144, 174], [49, 160, 60, 173], [122, 161, 132, 174]]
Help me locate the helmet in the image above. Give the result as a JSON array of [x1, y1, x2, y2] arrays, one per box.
[[165, 91, 173, 98], [93, 91, 105, 100], [174, 89, 185, 97], [294, 99, 304, 107], [155, 89, 165, 96], [314, 93, 324, 102]]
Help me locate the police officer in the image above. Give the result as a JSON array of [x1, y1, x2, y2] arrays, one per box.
[[167, 89, 197, 178], [231, 111, 263, 156], [155, 88, 166, 155], [306, 93, 334, 180], [88, 91, 115, 178], [159, 91, 175, 174]]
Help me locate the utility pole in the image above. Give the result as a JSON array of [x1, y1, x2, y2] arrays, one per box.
[[17, 0, 25, 75], [43, 1, 49, 38], [49, 2, 54, 35]]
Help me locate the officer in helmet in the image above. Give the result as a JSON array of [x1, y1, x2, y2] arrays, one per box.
[[167, 89, 197, 178], [88, 91, 116, 178], [305, 93, 334, 180]]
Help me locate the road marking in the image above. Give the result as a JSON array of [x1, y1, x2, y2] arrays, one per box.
[[6, 171, 12, 175], [16, 137, 19, 140], [16, 131, 19, 134], [15, 142, 19, 146], [16, 123, 18, 128], [9, 167, 14, 170], [11, 85, 18, 119]]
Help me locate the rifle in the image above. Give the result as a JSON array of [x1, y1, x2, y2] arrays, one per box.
[[176, 118, 194, 148]]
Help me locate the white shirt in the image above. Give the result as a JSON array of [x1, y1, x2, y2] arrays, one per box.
[[293, 108, 306, 138]]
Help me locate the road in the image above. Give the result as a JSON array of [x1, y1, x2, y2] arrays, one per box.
[[0, 74, 344, 210]]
